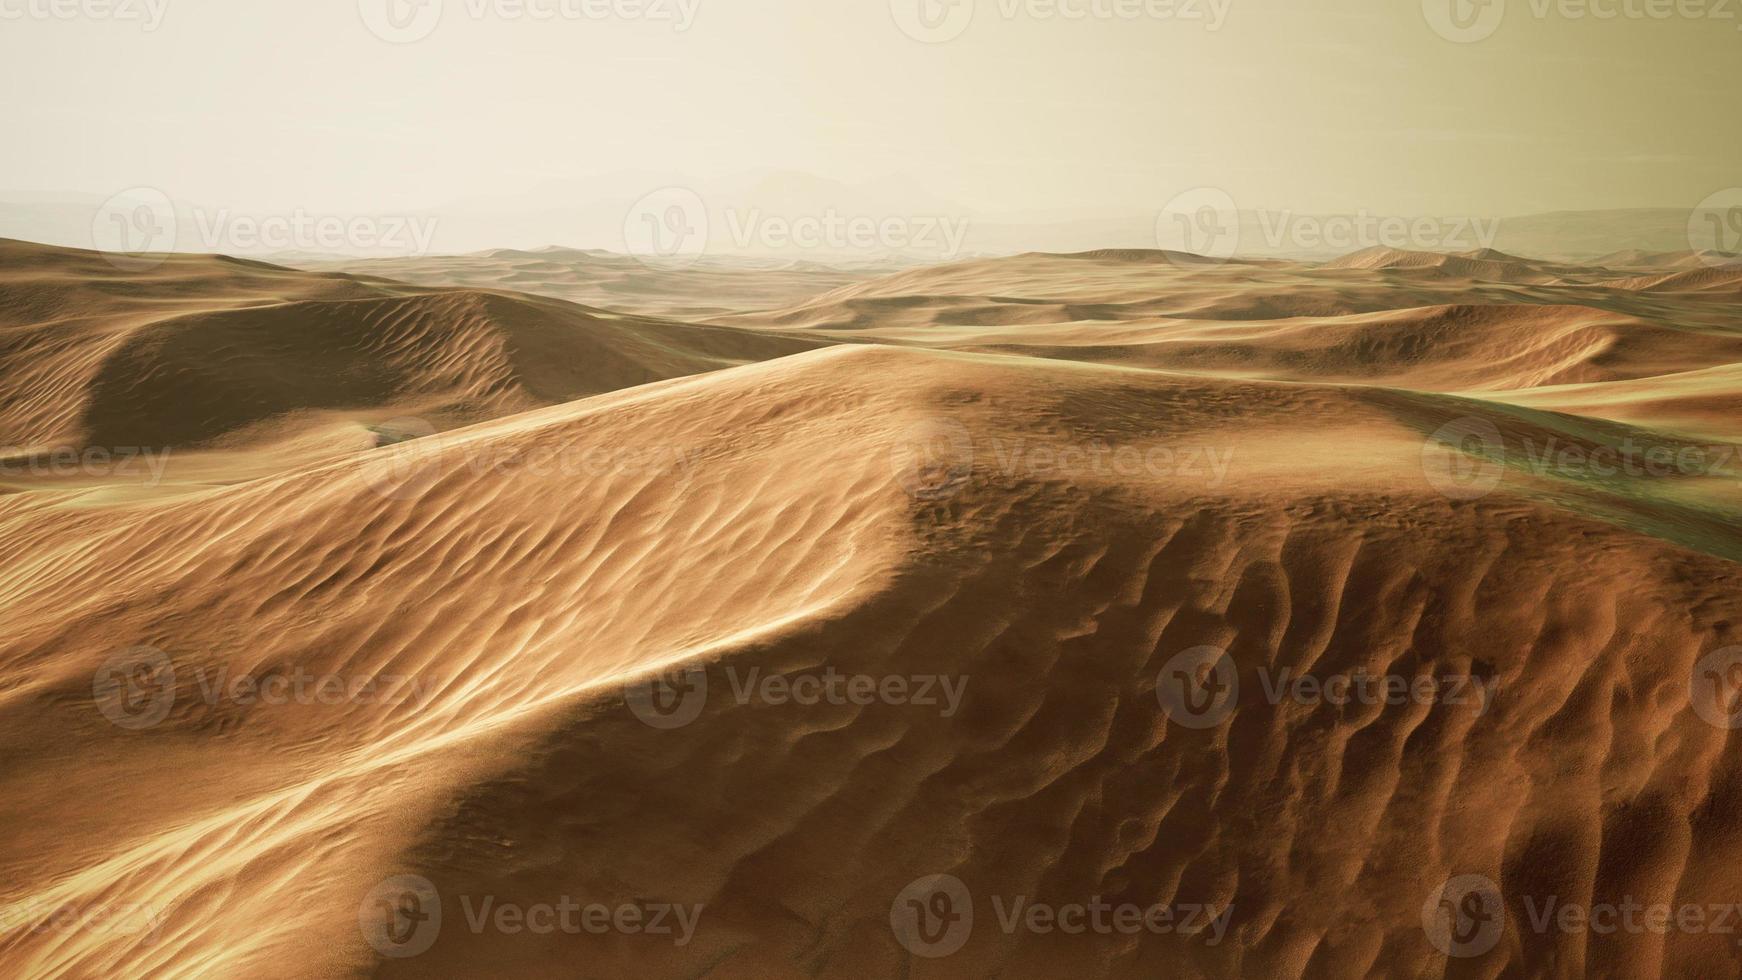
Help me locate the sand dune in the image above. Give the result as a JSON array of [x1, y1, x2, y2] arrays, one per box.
[[1321, 245, 1564, 283], [295, 247, 908, 320], [1594, 248, 1742, 271], [720, 250, 1742, 421], [0, 239, 822, 493], [1619, 265, 1742, 295], [6, 241, 1742, 977]]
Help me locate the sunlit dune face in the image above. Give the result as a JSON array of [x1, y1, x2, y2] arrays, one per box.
[[3, 3, 1741, 978]]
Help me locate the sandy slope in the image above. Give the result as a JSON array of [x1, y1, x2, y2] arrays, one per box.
[[0, 239, 822, 494], [5, 241, 1742, 978], [294, 248, 908, 320]]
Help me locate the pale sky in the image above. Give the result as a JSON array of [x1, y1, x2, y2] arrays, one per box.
[[1, 0, 1737, 225]]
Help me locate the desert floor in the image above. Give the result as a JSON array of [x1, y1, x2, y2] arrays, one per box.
[[4, 238, 1742, 977]]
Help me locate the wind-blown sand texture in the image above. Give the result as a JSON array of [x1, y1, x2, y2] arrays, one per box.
[[5, 238, 1742, 978]]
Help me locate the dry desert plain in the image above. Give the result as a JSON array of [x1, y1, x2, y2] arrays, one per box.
[[4, 238, 1742, 977]]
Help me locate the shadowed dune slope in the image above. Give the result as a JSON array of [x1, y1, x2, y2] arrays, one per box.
[[0, 238, 822, 460], [6, 346, 1742, 977]]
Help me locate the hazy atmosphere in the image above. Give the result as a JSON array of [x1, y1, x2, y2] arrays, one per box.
[[3, 0, 1739, 257], [5, 3, 1742, 978]]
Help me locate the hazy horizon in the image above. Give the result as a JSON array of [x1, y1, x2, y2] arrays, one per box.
[[3, 0, 1739, 260]]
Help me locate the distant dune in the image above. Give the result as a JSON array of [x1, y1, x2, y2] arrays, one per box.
[[293, 247, 910, 320], [5, 239, 1742, 978], [0, 239, 822, 492]]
